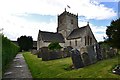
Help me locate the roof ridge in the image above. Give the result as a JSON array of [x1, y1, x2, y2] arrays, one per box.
[[39, 30, 65, 43], [67, 26, 88, 40], [40, 30, 57, 34], [79, 25, 87, 29]]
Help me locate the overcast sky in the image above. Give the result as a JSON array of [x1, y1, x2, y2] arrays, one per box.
[[0, 0, 119, 41]]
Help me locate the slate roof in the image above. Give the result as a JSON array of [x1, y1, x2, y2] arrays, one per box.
[[67, 26, 87, 40], [39, 30, 65, 43]]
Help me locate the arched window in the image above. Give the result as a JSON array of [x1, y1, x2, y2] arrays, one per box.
[[90, 37, 92, 45], [85, 36, 86, 46], [80, 37, 82, 42], [70, 40, 71, 46], [75, 40, 77, 46], [88, 36, 89, 45]]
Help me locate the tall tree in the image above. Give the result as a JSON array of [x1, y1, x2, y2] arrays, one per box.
[[17, 35, 33, 51], [106, 18, 120, 49]]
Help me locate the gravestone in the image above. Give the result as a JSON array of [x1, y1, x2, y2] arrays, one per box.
[[41, 47, 63, 61], [36, 49, 42, 58], [80, 47, 87, 54], [64, 46, 73, 57], [31, 49, 38, 55], [70, 49, 84, 69], [63, 53, 68, 58], [95, 44, 103, 60], [108, 48, 116, 58], [87, 45, 97, 64], [100, 47, 107, 59], [99, 44, 115, 59], [82, 52, 91, 66], [49, 51, 62, 60], [37, 51, 42, 58], [41, 47, 50, 61]]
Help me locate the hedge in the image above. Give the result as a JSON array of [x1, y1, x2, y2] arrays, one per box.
[[2, 35, 20, 74]]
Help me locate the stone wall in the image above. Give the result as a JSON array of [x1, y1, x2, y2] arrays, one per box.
[[66, 38, 85, 52], [65, 26, 97, 53]]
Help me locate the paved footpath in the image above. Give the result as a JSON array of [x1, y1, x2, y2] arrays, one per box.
[[3, 53, 32, 79]]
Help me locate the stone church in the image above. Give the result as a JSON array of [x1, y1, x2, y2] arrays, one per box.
[[37, 9, 97, 53]]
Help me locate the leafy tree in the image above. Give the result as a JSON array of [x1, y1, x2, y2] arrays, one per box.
[[106, 18, 120, 48], [48, 42, 62, 51], [17, 35, 33, 51]]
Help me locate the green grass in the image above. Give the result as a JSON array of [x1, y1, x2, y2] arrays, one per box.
[[23, 52, 120, 78]]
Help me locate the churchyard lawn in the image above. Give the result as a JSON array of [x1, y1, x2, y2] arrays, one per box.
[[23, 52, 120, 78]]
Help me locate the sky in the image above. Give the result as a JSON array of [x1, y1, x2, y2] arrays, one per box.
[[0, 0, 119, 42]]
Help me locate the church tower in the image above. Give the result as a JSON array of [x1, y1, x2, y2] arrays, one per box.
[[57, 9, 79, 39]]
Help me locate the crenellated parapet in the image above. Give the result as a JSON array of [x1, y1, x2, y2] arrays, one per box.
[[58, 9, 78, 18]]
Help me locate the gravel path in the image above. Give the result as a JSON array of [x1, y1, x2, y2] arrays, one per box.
[[3, 53, 32, 79]]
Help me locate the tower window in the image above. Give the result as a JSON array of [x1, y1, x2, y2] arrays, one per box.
[[71, 19, 73, 24]]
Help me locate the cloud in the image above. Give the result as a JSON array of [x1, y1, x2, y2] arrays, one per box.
[[97, 0, 120, 2], [0, 0, 116, 41], [0, 0, 117, 19], [1, 14, 106, 41], [89, 24, 107, 41], [78, 21, 107, 41], [1, 15, 57, 40]]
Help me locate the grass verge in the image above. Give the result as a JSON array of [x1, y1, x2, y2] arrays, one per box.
[[23, 52, 120, 78]]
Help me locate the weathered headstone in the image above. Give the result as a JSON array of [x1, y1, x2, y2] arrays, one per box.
[[41, 47, 50, 61], [49, 51, 62, 60], [63, 53, 68, 58], [31, 49, 38, 55], [108, 48, 116, 58], [80, 47, 87, 54], [37, 51, 42, 58], [99, 44, 115, 59], [95, 44, 103, 60], [87, 45, 97, 64], [100, 48, 107, 59], [70, 49, 84, 69], [41, 47, 64, 61], [64, 46, 73, 57], [81, 52, 91, 66]]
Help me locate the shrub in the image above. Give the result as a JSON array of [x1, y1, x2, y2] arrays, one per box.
[[2, 35, 20, 74], [48, 42, 62, 51]]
